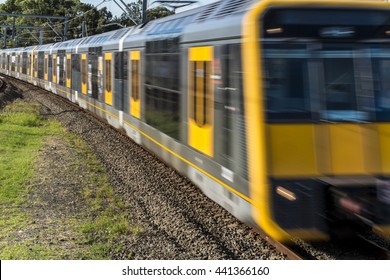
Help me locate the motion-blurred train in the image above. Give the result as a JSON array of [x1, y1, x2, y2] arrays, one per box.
[[1, 0, 390, 242]]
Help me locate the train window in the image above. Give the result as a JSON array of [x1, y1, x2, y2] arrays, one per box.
[[323, 58, 357, 111], [27, 54, 31, 76], [145, 38, 181, 140], [190, 61, 211, 127], [105, 59, 112, 93], [263, 8, 390, 40], [131, 59, 140, 101], [58, 51, 65, 86], [38, 52, 44, 79], [114, 51, 129, 111], [115, 52, 122, 80], [372, 50, 390, 121], [22, 53, 27, 74], [71, 54, 80, 92], [263, 44, 312, 121], [105, 53, 113, 105]]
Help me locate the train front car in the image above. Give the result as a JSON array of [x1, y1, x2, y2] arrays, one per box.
[[244, 0, 390, 242]]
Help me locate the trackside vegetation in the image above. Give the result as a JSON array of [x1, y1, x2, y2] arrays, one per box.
[[0, 100, 139, 259]]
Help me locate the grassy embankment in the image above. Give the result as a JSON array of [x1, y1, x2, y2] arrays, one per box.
[[0, 100, 139, 259]]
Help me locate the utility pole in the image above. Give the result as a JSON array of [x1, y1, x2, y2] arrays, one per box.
[[64, 15, 69, 41], [82, 21, 87, 37], [142, 0, 148, 24], [0, 13, 68, 44], [12, 16, 16, 39], [3, 27, 8, 49], [39, 30, 43, 45]]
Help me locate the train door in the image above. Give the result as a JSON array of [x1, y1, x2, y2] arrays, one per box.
[[114, 51, 129, 112], [130, 50, 141, 119], [66, 53, 71, 88], [71, 54, 81, 94], [104, 52, 113, 105], [81, 53, 87, 94], [188, 46, 214, 157]]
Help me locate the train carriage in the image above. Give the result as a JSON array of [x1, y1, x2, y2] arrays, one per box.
[[1, 0, 390, 243]]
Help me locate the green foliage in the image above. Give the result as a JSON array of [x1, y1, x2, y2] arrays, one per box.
[[0, 0, 175, 47], [0, 0, 113, 47], [147, 6, 175, 21], [113, 0, 174, 29]]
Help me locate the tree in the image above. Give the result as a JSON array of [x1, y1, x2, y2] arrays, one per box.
[[117, 0, 174, 27], [0, 0, 113, 47]]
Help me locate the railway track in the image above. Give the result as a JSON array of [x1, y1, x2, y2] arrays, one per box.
[[356, 233, 390, 260], [2, 74, 389, 260]]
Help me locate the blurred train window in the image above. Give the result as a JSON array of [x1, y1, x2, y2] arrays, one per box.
[[145, 38, 181, 140], [131, 59, 140, 102], [323, 59, 357, 111], [114, 51, 129, 111], [38, 52, 44, 79], [373, 54, 390, 121], [22, 52, 27, 74], [263, 8, 390, 40], [71, 54, 80, 92], [81, 55, 87, 90], [190, 61, 211, 127], [105, 58, 112, 93], [57, 51, 65, 86], [264, 47, 311, 121]]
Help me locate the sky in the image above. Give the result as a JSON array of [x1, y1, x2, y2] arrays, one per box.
[[0, 0, 220, 17]]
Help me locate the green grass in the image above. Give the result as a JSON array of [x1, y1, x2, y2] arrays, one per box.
[[0, 101, 58, 205], [0, 100, 140, 259]]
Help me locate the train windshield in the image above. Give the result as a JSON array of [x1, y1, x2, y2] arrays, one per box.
[[262, 8, 390, 122]]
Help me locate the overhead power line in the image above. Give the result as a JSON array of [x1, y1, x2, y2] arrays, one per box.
[[60, 0, 107, 26]]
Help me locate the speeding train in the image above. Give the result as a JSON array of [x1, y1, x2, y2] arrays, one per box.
[[1, 0, 390, 242]]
